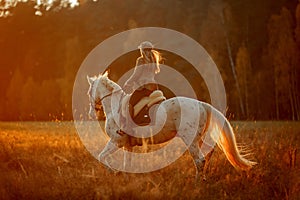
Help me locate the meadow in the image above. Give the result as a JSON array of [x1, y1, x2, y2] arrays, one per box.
[[0, 121, 299, 199]]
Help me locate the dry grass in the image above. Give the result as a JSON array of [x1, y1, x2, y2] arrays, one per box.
[[0, 121, 299, 199]]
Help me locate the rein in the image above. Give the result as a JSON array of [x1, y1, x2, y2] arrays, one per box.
[[99, 89, 122, 102], [90, 89, 122, 112]]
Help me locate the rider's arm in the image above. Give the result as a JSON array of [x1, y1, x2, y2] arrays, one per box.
[[123, 57, 144, 93]]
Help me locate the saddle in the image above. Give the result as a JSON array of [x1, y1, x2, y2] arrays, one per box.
[[121, 90, 166, 126]]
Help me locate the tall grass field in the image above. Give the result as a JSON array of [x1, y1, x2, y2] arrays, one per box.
[[0, 121, 299, 199]]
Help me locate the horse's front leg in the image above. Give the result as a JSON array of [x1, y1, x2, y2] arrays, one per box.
[[123, 145, 133, 171], [98, 139, 119, 173]]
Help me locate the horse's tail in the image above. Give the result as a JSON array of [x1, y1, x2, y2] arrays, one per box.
[[203, 103, 256, 170]]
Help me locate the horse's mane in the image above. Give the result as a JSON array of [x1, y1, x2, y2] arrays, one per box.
[[98, 71, 121, 92]]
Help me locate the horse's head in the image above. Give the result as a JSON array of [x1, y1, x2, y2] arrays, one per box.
[[87, 71, 121, 119]]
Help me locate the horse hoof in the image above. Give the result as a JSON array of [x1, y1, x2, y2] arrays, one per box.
[[104, 166, 115, 174], [113, 171, 122, 176], [194, 174, 207, 184]]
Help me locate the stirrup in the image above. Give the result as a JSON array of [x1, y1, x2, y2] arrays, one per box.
[[116, 129, 126, 136]]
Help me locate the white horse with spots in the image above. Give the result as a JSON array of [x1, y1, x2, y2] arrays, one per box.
[[87, 73, 256, 179]]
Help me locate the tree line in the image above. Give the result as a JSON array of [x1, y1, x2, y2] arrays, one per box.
[[0, 0, 299, 121]]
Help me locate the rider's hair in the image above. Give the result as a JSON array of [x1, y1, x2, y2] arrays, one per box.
[[139, 41, 162, 74], [151, 50, 162, 74]]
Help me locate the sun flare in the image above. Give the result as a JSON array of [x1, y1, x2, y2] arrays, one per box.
[[0, 0, 80, 17]]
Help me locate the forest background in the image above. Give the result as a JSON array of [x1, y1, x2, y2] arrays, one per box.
[[1, 0, 299, 121]]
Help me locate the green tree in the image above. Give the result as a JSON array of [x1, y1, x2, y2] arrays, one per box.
[[295, 2, 300, 46], [59, 36, 82, 120], [235, 44, 251, 118], [294, 1, 300, 119], [199, 0, 241, 117], [6, 68, 23, 120], [267, 7, 300, 120], [20, 77, 37, 120], [39, 79, 62, 120]]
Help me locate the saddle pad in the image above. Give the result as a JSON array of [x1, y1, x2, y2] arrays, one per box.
[[133, 90, 166, 117], [121, 90, 166, 118]]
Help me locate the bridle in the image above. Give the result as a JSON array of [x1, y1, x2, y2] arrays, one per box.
[[99, 89, 122, 102], [89, 88, 122, 112]]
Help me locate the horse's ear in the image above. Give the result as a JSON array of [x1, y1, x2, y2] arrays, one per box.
[[87, 75, 94, 85]]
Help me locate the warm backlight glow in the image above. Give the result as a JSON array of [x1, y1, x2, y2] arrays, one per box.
[[0, 0, 80, 17]]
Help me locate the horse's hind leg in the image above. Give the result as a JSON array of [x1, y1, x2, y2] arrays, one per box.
[[183, 134, 205, 182], [199, 131, 216, 180], [201, 147, 214, 181]]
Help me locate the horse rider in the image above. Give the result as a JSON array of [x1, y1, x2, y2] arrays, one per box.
[[119, 41, 162, 134]]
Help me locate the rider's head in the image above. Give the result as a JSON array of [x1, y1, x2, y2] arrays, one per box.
[[138, 41, 154, 58], [138, 41, 161, 73]]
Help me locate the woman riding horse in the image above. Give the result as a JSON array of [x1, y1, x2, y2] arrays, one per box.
[[123, 41, 161, 96], [120, 41, 162, 132]]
